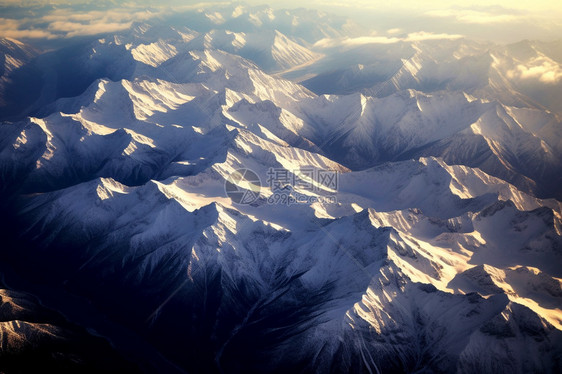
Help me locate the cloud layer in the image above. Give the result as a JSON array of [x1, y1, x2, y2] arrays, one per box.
[[507, 57, 562, 84], [0, 1, 560, 44], [313, 31, 463, 49], [0, 4, 165, 39]]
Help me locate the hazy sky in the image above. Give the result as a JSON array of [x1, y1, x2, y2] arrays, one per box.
[[269, 0, 562, 42], [262, 0, 560, 11], [0, 0, 560, 43]]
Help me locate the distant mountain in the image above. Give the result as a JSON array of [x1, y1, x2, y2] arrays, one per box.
[[186, 29, 322, 72], [297, 38, 562, 115], [298, 89, 562, 198], [0, 38, 37, 79], [0, 22, 321, 122], [0, 38, 39, 117], [174, 3, 366, 43]]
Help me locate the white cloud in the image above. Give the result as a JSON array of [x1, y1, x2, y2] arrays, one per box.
[[0, 5, 164, 39], [313, 31, 463, 49], [313, 36, 397, 49], [0, 2, 231, 40], [47, 21, 133, 37], [41, 8, 158, 23], [0, 18, 58, 39], [405, 31, 463, 41], [507, 57, 562, 84], [43, 8, 160, 37]]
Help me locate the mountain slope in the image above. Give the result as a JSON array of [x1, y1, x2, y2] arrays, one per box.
[[0, 38, 39, 118]]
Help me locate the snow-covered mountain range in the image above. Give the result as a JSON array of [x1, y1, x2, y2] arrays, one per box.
[[1, 3, 561, 373]]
